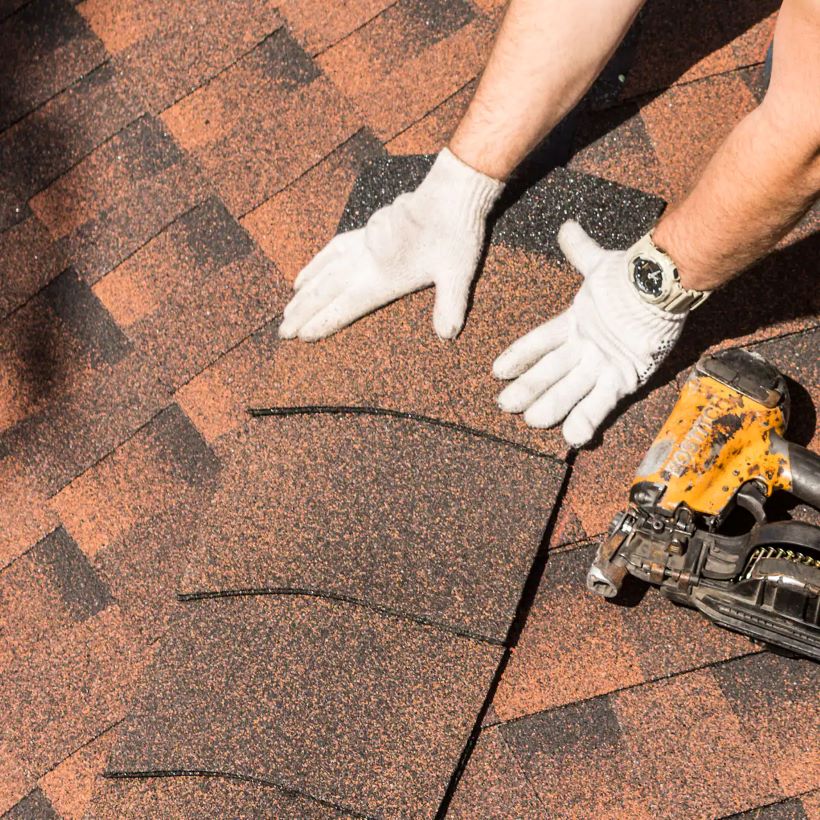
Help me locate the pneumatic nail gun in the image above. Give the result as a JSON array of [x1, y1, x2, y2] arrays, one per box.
[[587, 348, 820, 660]]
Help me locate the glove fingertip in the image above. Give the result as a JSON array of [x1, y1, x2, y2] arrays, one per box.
[[433, 313, 463, 340], [492, 354, 516, 380], [562, 411, 594, 449]]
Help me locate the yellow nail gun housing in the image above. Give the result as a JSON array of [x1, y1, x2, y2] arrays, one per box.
[[588, 348, 820, 660]]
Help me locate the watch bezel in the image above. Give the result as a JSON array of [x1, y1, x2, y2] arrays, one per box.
[[630, 255, 670, 302]]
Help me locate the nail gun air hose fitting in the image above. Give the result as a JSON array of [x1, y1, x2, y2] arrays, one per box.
[[788, 442, 820, 510]]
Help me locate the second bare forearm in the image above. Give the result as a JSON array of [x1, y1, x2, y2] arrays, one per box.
[[653, 106, 820, 291], [654, 0, 820, 292], [450, 0, 645, 180]]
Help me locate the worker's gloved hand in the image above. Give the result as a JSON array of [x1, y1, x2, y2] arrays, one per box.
[[493, 220, 688, 447], [278, 148, 504, 341]]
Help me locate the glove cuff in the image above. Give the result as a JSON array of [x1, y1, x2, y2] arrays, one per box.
[[420, 148, 505, 222]]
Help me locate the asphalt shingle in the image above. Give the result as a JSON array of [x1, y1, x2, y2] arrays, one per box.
[[105, 595, 501, 818], [180, 410, 564, 642]]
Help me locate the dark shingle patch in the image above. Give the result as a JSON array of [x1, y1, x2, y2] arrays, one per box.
[[117, 114, 185, 179], [257, 27, 321, 90], [338, 154, 432, 234], [150, 404, 221, 488], [4, 786, 60, 820], [178, 197, 255, 271], [446, 725, 545, 819], [504, 696, 622, 760], [413, 0, 475, 47], [339, 155, 666, 257], [498, 695, 649, 817], [724, 798, 808, 820], [31, 526, 112, 621], [41, 267, 130, 367]]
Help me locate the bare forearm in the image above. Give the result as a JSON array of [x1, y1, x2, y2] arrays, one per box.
[[450, 0, 645, 180], [654, 0, 820, 291], [654, 108, 819, 291]]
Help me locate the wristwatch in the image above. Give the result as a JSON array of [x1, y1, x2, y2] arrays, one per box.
[[626, 232, 711, 313]]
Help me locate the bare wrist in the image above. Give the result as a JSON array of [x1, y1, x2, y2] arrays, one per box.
[[652, 216, 714, 292]]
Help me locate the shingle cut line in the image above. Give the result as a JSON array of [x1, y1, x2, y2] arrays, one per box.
[[103, 770, 374, 820], [177, 586, 507, 647], [247, 404, 562, 462]]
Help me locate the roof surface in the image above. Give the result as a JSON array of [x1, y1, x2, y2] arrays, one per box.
[[1, 0, 818, 817]]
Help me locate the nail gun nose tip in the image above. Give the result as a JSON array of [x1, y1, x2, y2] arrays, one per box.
[[586, 566, 620, 598]]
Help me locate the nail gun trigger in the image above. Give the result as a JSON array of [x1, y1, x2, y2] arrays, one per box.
[[735, 480, 769, 524]]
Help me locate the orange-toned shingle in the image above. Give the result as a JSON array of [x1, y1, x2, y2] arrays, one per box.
[[317, 0, 493, 140]]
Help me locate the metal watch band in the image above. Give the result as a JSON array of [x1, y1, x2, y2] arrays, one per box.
[[626, 233, 711, 313]]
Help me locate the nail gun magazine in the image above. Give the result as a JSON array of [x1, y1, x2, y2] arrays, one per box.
[[588, 347, 820, 660]]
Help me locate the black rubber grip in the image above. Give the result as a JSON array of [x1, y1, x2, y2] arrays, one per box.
[[789, 443, 820, 510]]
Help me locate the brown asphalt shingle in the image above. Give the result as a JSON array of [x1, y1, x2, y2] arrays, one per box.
[[0, 269, 168, 496], [38, 728, 116, 820], [0, 0, 106, 131], [86, 774, 356, 820], [0, 213, 67, 320], [241, 130, 385, 283], [0, 606, 150, 813], [178, 158, 665, 456], [0, 527, 112, 669], [0, 61, 141, 232], [499, 696, 653, 819], [92, 196, 288, 388], [713, 653, 820, 797], [29, 114, 207, 284], [490, 663, 789, 819], [161, 28, 360, 216], [279, 0, 395, 56], [105, 595, 501, 818], [491, 544, 754, 722], [0, 0, 817, 815], [78, 0, 282, 112], [316, 0, 494, 141], [181, 411, 564, 642], [50, 403, 219, 561], [446, 726, 544, 819], [3, 786, 60, 820], [611, 669, 783, 817], [641, 71, 758, 201], [626, 3, 737, 98]]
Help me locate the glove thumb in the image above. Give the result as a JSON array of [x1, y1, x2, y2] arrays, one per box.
[[557, 220, 606, 276], [433, 274, 471, 339]]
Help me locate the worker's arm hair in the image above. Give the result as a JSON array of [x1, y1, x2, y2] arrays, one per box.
[[449, 0, 646, 180], [652, 0, 820, 291]]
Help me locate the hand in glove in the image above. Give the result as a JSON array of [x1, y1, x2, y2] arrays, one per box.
[[494, 220, 703, 448], [278, 149, 504, 341]]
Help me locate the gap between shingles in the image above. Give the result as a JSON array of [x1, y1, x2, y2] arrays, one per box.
[[178, 586, 506, 647], [434, 448, 577, 819], [103, 769, 375, 820], [307, 0, 403, 60]]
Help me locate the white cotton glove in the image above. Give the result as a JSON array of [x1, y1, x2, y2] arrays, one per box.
[[278, 149, 504, 341], [493, 220, 689, 448]]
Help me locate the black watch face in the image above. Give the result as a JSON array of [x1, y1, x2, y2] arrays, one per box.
[[631, 256, 664, 298]]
